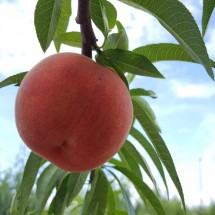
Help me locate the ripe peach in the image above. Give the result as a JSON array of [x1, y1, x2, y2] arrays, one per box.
[[15, 53, 133, 172]]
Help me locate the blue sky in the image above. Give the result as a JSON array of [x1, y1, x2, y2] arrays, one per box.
[[0, 0, 215, 207]]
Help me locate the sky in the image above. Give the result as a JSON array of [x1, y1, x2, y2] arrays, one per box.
[[0, 0, 215, 208]]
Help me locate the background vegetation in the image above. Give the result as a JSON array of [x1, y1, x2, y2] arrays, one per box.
[[0, 154, 215, 215]]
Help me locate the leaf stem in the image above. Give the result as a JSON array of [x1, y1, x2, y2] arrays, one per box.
[[76, 0, 98, 58]]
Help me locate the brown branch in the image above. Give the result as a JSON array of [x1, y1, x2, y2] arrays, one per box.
[[76, 0, 98, 58]]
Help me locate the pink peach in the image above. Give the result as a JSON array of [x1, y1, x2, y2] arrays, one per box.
[[15, 53, 133, 172]]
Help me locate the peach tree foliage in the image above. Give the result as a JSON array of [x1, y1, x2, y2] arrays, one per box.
[[0, 0, 215, 214]]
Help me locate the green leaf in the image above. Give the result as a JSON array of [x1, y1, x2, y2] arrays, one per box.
[[53, 174, 69, 215], [102, 49, 164, 78], [134, 43, 215, 71], [130, 127, 169, 199], [126, 73, 135, 85], [202, 0, 215, 37], [119, 149, 142, 179], [103, 31, 128, 50], [103, 20, 128, 50], [66, 172, 89, 206], [122, 140, 157, 189], [112, 166, 166, 215], [13, 152, 44, 215], [108, 158, 125, 167], [116, 20, 125, 32], [91, 0, 109, 37], [35, 165, 62, 215], [54, 0, 72, 52], [132, 97, 161, 132], [54, 31, 82, 48], [104, 0, 117, 30], [0, 72, 27, 89], [107, 182, 116, 215], [130, 88, 157, 98], [81, 169, 108, 215], [48, 171, 83, 215], [67, 204, 82, 214], [108, 170, 135, 215], [119, 0, 214, 80], [95, 51, 129, 88], [134, 43, 195, 63], [34, 0, 62, 52], [115, 210, 128, 215], [132, 96, 186, 211]]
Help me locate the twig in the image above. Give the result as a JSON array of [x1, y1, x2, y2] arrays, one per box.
[[76, 0, 98, 58]]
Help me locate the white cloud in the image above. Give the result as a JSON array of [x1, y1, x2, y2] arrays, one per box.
[[170, 80, 215, 98], [180, 0, 201, 18], [0, 0, 45, 76], [110, 1, 174, 49]]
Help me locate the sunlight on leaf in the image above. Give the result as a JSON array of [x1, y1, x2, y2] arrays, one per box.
[[54, 0, 72, 52], [102, 49, 164, 78], [35, 0, 62, 52], [54, 31, 82, 48]]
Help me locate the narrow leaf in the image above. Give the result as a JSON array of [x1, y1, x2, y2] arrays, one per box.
[[133, 43, 195, 63], [104, 0, 117, 30], [81, 169, 108, 215], [126, 73, 135, 85], [95, 51, 129, 88], [54, 31, 82, 48], [132, 97, 186, 210], [102, 49, 164, 78], [54, 0, 72, 52], [34, 0, 62, 52], [130, 127, 169, 198], [108, 170, 135, 215], [53, 174, 69, 215], [103, 31, 128, 50], [132, 96, 161, 132], [103, 20, 128, 50], [130, 88, 157, 98], [115, 210, 128, 215], [119, 149, 142, 179], [123, 140, 157, 189], [0, 72, 27, 88], [107, 182, 116, 215], [202, 0, 215, 37], [112, 166, 166, 215], [66, 172, 89, 206], [134, 43, 215, 71], [35, 164, 62, 215], [14, 152, 44, 215], [108, 158, 125, 167], [119, 0, 214, 80], [91, 0, 109, 37]]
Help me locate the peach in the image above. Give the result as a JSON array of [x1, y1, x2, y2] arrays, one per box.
[[15, 53, 133, 172]]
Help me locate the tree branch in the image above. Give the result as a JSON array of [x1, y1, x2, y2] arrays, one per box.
[[76, 0, 98, 58]]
